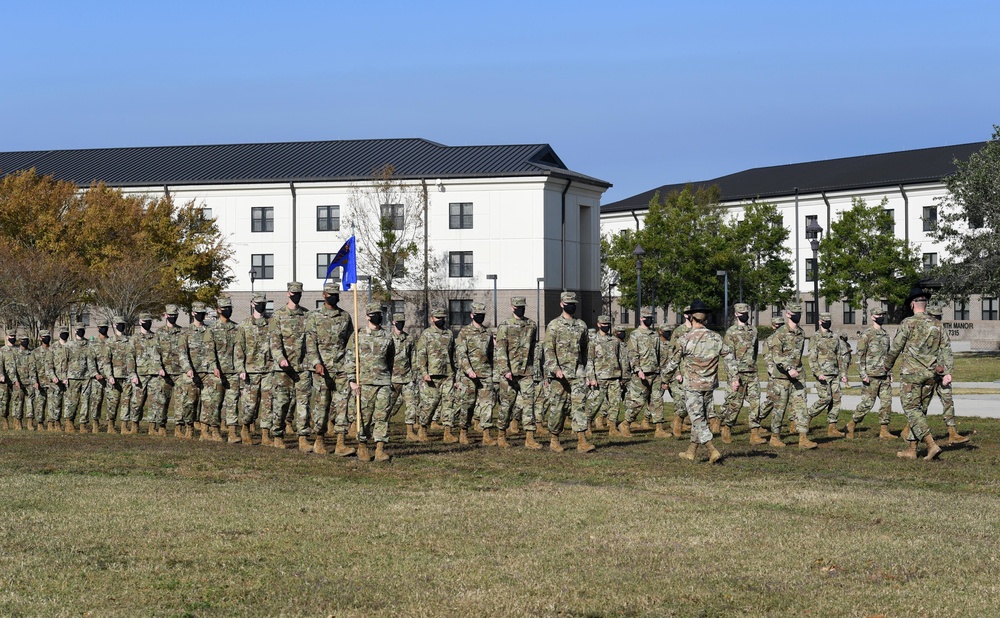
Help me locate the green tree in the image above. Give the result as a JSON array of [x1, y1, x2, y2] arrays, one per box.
[[818, 196, 919, 321], [934, 125, 1000, 298], [722, 201, 795, 323]]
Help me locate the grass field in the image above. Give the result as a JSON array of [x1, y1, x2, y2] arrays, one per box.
[[1, 408, 997, 617]]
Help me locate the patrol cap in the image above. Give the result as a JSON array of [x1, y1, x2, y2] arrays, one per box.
[[251, 293, 267, 304], [138, 311, 153, 322], [785, 301, 802, 313], [192, 301, 207, 313], [322, 282, 340, 294], [682, 305, 692, 314], [819, 312, 832, 321], [392, 313, 405, 322], [640, 308, 654, 318], [771, 316, 785, 326], [613, 325, 628, 333], [365, 302, 383, 314], [560, 291, 578, 303], [871, 307, 886, 316], [471, 302, 486, 314], [216, 296, 233, 308], [431, 306, 448, 318], [73, 322, 86, 331], [112, 314, 126, 324], [287, 281, 304, 293], [165, 304, 179, 315], [96, 317, 110, 327], [58, 325, 71, 335], [597, 314, 612, 324], [39, 329, 51, 338], [927, 301, 944, 316], [511, 296, 526, 307], [734, 303, 750, 314], [17, 329, 28, 339], [657, 325, 672, 334]]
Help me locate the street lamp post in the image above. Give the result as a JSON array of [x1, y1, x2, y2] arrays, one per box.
[[536, 277, 544, 340], [805, 219, 824, 331], [633, 244, 645, 328], [717, 270, 729, 328], [486, 274, 498, 326], [249, 267, 256, 293]]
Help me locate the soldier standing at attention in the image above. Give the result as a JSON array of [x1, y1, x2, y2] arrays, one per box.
[[802, 312, 850, 447], [847, 307, 895, 439], [180, 302, 210, 440], [662, 300, 734, 464], [10, 332, 39, 431], [389, 313, 419, 441], [414, 306, 455, 442], [622, 308, 660, 438], [269, 282, 311, 450], [101, 316, 134, 435], [586, 315, 624, 436], [667, 307, 692, 438], [33, 330, 54, 431], [48, 327, 71, 432], [65, 323, 95, 434], [766, 302, 808, 448], [881, 287, 946, 460], [236, 295, 272, 446], [206, 297, 242, 444], [647, 325, 674, 437], [721, 303, 759, 444], [85, 319, 111, 433], [926, 301, 969, 445], [494, 297, 540, 449], [749, 316, 783, 445], [344, 303, 395, 462], [305, 283, 355, 456], [0, 332, 14, 430], [453, 302, 493, 446], [156, 304, 187, 437], [543, 291, 596, 453], [130, 313, 166, 435]]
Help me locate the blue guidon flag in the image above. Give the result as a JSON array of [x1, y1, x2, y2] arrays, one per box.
[[324, 236, 358, 291]]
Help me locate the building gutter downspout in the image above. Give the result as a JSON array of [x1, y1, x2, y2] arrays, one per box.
[[631, 209, 640, 231], [561, 179, 571, 291], [290, 182, 297, 281], [794, 187, 800, 300], [421, 179, 429, 324], [899, 185, 909, 243]]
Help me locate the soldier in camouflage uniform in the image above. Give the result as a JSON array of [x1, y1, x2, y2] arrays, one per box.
[[926, 301, 969, 445], [32, 330, 54, 431], [749, 315, 783, 444], [586, 315, 624, 436], [414, 306, 455, 442], [9, 332, 39, 430], [621, 308, 660, 437], [130, 312, 167, 435], [176, 302, 209, 440], [85, 319, 111, 433], [543, 291, 596, 453], [268, 282, 312, 450], [881, 287, 946, 460], [847, 307, 895, 439], [237, 294, 272, 446], [532, 344, 549, 438], [0, 332, 14, 430], [648, 324, 673, 434], [721, 303, 759, 444], [47, 327, 72, 432], [452, 302, 494, 445], [801, 312, 850, 446], [662, 300, 734, 464], [388, 313, 419, 441], [666, 306, 692, 438], [155, 304, 188, 437], [64, 323, 95, 433], [764, 302, 808, 448], [344, 302, 395, 462], [305, 282, 354, 455], [101, 316, 134, 434], [494, 296, 540, 448], [200, 297, 240, 443]]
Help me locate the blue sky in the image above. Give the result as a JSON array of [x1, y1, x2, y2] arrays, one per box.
[[3, 0, 998, 203]]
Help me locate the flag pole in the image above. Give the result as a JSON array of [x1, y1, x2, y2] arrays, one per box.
[[353, 279, 362, 436]]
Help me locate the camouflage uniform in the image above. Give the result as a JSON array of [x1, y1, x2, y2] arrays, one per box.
[[414, 307, 455, 429], [156, 306, 191, 429], [666, 317, 690, 420], [0, 338, 13, 424], [202, 299, 241, 429], [454, 303, 494, 430], [625, 310, 660, 425], [722, 304, 759, 428], [48, 331, 71, 425], [269, 283, 312, 438], [130, 315, 167, 426], [927, 303, 958, 428], [543, 292, 589, 436], [494, 297, 537, 432], [804, 313, 849, 428], [750, 316, 784, 430], [648, 326, 673, 424], [178, 311, 209, 429], [64, 328, 96, 428], [236, 295, 272, 430], [586, 317, 624, 426], [343, 303, 395, 444], [765, 304, 807, 435], [304, 284, 353, 437], [851, 311, 893, 426], [10, 339, 39, 424], [388, 314, 418, 425], [100, 319, 135, 429], [532, 347, 549, 427], [32, 332, 55, 425], [86, 324, 111, 428]]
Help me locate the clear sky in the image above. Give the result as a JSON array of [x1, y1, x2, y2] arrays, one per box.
[[3, 0, 998, 203]]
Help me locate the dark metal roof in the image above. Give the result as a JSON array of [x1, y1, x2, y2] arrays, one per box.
[[0, 138, 611, 189], [602, 141, 986, 213]]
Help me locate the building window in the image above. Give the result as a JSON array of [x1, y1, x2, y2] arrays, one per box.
[[620, 309, 630, 325], [955, 300, 969, 321], [449, 251, 473, 278], [381, 204, 404, 230], [264, 300, 274, 317], [922, 253, 938, 272], [676, 311, 685, 325], [388, 300, 405, 318], [316, 253, 342, 282], [805, 258, 817, 282], [200, 207, 213, 220], [251, 254, 274, 280], [882, 208, 894, 233], [805, 301, 817, 326], [449, 299, 473, 326], [252, 207, 274, 233], [923, 206, 937, 231], [449, 202, 473, 229], [843, 303, 855, 325], [315, 300, 325, 309], [771, 306, 782, 318], [983, 298, 998, 321], [805, 215, 819, 239], [317, 205, 340, 231]]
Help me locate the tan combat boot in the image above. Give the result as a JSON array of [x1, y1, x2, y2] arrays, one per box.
[[334, 433, 356, 457], [707, 441, 723, 464], [91, 420, 99, 433], [923, 435, 943, 461], [182, 425, 194, 440], [473, 419, 481, 432], [298, 435, 313, 453], [374, 442, 391, 462], [174, 424, 184, 438], [900, 425, 910, 440], [271, 434, 287, 449], [608, 419, 621, 436], [260, 428, 272, 446], [654, 423, 670, 438], [66, 419, 77, 433], [948, 426, 969, 445], [640, 418, 652, 430], [576, 431, 596, 453], [896, 440, 917, 459], [798, 432, 818, 450], [429, 420, 443, 431], [678, 443, 697, 461], [749, 427, 767, 446], [549, 435, 564, 452], [458, 428, 469, 445], [721, 425, 732, 444], [0, 418, 7, 430], [107, 421, 117, 435], [709, 417, 721, 434], [442, 427, 458, 444], [348, 423, 358, 439], [879, 424, 898, 440], [481, 428, 496, 446], [672, 416, 683, 438], [416, 425, 429, 442], [241, 424, 252, 445], [13, 418, 22, 431], [618, 421, 633, 438], [157, 425, 167, 437], [356, 442, 372, 462], [199, 426, 212, 441], [509, 419, 520, 435], [535, 423, 548, 437], [788, 420, 798, 434], [228, 426, 241, 444], [846, 420, 857, 439], [496, 429, 511, 449], [405, 424, 419, 441], [827, 423, 845, 438], [594, 416, 605, 430], [119, 421, 128, 434], [78, 420, 88, 433], [757, 427, 771, 439], [524, 430, 542, 450], [769, 433, 786, 448], [128, 422, 138, 435], [312, 435, 328, 454]]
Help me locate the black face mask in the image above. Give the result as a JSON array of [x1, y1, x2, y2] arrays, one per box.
[[563, 304, 577, 316], [369, 313, 383, 326], [253, 303, 267, 315], [41, 336, 51, 346], [166, 315, 178, 325], [219, 308, 233, 319], [59, 333, 70, 342], [820, 320, 832, 330], [394, 321, 405, 332], [873, 316, 885, 325], [737, 314, 749, 324], [194, 312, 207, 323], [115, 324, 126, 334], [98, 326, 109, 337], [599, 324, 611, 334], [289, 293, 302, 305], [513, 307, 526, 318], [325, 294, 339, 306], [615, 332, 625, 341], [76, 329, 86, 339], [433, 318, 446, 328], [788, 313, 801, 324], [20, 339, 29, 349], [140, 321, 153, 331], [6, 337, 14, 345], [641, 317, 653, 328], [472, 314, 485, 325]]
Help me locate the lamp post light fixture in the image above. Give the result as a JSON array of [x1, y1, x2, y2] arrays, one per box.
[[536, 277, 544, 341], [716, 270, 729, 327], [607, 272, 620, 322], [249, 267, 256, 293], [805, 218, 824, 331], [486, 274, 498, 326], [633, 244, 645, 328]]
